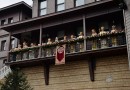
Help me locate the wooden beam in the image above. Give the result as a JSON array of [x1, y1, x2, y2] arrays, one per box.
[[39, 24, 42, 45], [88, 56, 96, 81], [83, 15, 87, 50], [39, 24, 42, 58], [7, 33, 11, 62], [8, 33, 11, 51], [44, 62, 50, 85]]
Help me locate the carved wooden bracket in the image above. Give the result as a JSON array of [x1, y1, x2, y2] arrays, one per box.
[[88, 57, 96, 81], [44, 62, 50, 85]]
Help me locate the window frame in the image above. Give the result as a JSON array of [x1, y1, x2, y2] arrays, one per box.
[[39, 0, 47, 16], [1, 40, 6, 51], [75, 0, 85, 7], [56, 0, 65, 12], [1, 19, 6, 26], [8, 17, 13, 24]]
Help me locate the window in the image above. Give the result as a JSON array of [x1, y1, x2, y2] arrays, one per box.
[[10, 39, 15, 49], [39, 0, 47, 16], [1, 40, 6, 51], [8, 18, 13, 24], [56, 0, 65, 11], [75, 0, 85, 7], [1, 19, 6, 25]]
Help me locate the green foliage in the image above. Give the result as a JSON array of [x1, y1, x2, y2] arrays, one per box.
[[0, 68, 33, 90]]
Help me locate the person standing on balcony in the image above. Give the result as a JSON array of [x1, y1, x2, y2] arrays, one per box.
[[91, 29, 98, 50], [77, 32, 84, 52], [15, 44, 22, 61], [53, 37, 59, 56], [99, 26, 108, 49], [111, 25, 118, 47], [22, 42, 29, 60], [29, 43, 36, 59], [46, 38, 52, 57], [70, 35, 76, 53], [23, 42, 28, 48]]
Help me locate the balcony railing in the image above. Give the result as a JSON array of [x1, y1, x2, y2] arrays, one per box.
[[9, 31, 126, 62]]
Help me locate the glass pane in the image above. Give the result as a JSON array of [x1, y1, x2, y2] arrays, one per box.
[[40, 9, 47, 16], [40, 0, 47, 9], [4, 42, 6, 50], [57, 4, 65, 11], [57, 0, 65, 4], [76, 0, 85, 7]]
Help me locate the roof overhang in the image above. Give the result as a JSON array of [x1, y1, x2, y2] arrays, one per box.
[[0, 1, 32, 14]]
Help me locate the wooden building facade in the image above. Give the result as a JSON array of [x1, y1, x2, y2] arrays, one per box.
[[0, 0, 130, 90], [0, 1, 32, 77]]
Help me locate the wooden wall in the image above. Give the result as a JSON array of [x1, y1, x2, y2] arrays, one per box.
[[22, 55, 130, 90]]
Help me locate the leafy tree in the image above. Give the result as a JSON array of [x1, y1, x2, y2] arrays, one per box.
[[0, 68, 33, 90]]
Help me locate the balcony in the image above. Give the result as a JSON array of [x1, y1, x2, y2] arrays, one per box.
[[7, 31, 126, 67], [2, 8, 126, 68]]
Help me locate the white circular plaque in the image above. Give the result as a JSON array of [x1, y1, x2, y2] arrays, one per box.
[[106, 75, 113, 83]]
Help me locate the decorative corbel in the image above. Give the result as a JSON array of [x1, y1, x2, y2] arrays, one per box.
[[88, 56, 96, 81], [44, 62, 50, 85]]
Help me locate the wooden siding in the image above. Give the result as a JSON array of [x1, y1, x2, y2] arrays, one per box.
[[22, 55, 130, 90]]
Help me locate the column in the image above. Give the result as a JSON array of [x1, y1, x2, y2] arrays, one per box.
[[83, 15, 87, 51]]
